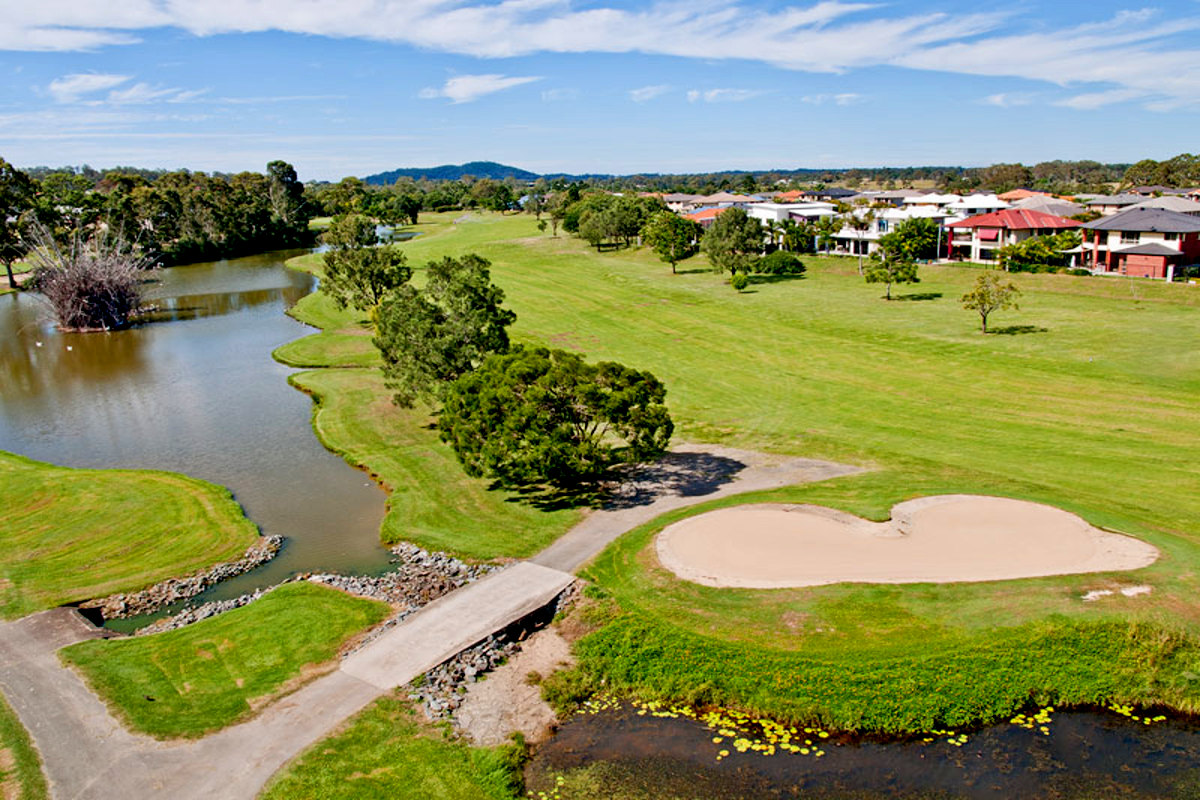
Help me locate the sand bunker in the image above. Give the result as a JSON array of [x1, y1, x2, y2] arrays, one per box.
[[655, 495, 1159, 588]]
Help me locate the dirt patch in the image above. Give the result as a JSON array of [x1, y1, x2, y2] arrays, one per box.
[[0, 747, 16, 800], [455, 629, 574, 746]]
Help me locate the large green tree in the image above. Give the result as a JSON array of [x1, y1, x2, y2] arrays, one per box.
[[373, 254, 515, 407], [438, 346, 674, 488], [882, 217, 940, 261], [640, 211, 700, 272], [0, 158, 35, 289], [320, 215, 410, 311], [701, 207, 764, 275]]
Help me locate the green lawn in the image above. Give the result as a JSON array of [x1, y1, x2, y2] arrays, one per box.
[[0, 693, 47, 800], [0, 451, 261, 620], [60, 582, 388, 738], [259, 694, 521, 800]]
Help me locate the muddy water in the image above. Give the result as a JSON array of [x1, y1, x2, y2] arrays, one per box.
[[0, 251, 392, 610], [531, 705, 1200, 799]]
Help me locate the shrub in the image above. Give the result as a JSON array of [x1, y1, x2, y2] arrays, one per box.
[[756, 250, 806, 275], [731, 273, 750, 292]]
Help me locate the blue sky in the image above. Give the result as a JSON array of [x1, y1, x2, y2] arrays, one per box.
[[1, 1, 1198, 181]]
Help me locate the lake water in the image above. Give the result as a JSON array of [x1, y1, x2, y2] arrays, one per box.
[[0, 251, 393, 610]]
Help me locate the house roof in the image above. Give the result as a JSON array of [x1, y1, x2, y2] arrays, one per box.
[[773, 190, 806, 202], [1013, 196, 1085, 217], [998, 189, 1052, 201], [1085, 193, 1143, 207], [872, 189, 924, 200], [801, 187, 858, 198], [1083, 207, 1200, 233], [947, 193, 1009, 210], [683, 207, 730, 221], [1132, 185, 1188, 196], [694, 191, 757, 203], [662, 193, 702, 202], [947, 209, 1082, 230], [1112, 242, 1183, 257], [1127, 196, 1200, 214], [904, 193, 962, 205]]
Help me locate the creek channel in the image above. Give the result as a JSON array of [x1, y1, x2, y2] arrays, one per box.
[[0, 249, 393, 626]]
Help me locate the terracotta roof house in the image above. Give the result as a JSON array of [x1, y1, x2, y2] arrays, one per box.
[[1078, 208, 1200, 279], [946, 209, 1080, 262], [998, 189, 1053, 202], [682, 206, 731, 229], [772, 190, 807, 202]]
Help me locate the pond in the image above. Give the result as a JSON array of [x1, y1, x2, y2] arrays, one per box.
[[0, 250, 393, 613], [530, 702, 1200, 799]]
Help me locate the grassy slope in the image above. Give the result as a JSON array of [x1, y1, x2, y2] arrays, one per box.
[[60, 582, 388, 738], [0, 693, 47, 800], [275, 214, 580, 560], [0, 451, 261, 620], [259, 694, 520, 800], [275, 212, 1200, 729]]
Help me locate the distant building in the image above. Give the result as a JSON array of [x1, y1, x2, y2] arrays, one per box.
[[682, 206, 731, 229], [1084, 193, 1143, 216], [998, 188, 1053, 202], [1012, 195, 1085, 218], [797, 187, 859, 202]]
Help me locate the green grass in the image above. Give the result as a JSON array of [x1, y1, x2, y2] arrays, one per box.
[[259, 694, 522, 800], [0, 693, 48, 800], [0, 451, 261, 619], [272, 211, 1200, 729], [60, 582, 388, 738]]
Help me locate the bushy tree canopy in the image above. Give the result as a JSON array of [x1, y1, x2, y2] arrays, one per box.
[[880, 217, 940, 261], [373, 254, 515, 407], [702, 207, 764, 274], [995, 231, 1081, 273], [640, 211, 700, 272], [864, 243, 919, 300], [438, 346, 673, 488]]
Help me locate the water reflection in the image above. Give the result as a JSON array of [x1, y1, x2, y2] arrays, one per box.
[[0, 250, 392, 608]]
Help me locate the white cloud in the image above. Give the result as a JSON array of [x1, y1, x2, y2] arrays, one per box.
[[630, 84, 671, 103], [47, 73, 130, 103], [11, 4, 1200, 111], [981, 92, 1033, 108], [1055, 88, 1144, 111], [801, 92, 863, 106], [420, 74, 541, 104], [541, 88, 578, 102], [688, 88, 765, 103]]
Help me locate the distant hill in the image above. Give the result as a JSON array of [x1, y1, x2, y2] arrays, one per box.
[[364, 161, 541, 184]]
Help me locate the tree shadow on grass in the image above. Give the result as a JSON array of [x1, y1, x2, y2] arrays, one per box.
[[498, 450, 749, 511], [673, 267, 712, 275], [989, 324, 1049, 336], [747, 274, 807, 285], [894, 292, 943, 302]]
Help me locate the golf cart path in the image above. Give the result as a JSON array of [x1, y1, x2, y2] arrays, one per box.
[[0, 445, 859, 799]]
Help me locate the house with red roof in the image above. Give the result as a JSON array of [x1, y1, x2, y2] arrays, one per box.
[[682, 206, 731, 229], [946, 209, 1081, 262]]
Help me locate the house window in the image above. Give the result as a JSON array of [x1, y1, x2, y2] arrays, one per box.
[[1165, 232, 1179, 241], [877, 220, 888, 233], [1121, 231, 1140, 244]]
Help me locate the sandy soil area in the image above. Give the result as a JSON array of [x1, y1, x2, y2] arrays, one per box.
[[656, 495, 1159, 589], [455, 629, 574, 747]]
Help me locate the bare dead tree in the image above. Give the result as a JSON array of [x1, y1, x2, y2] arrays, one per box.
[[23, 222, 159, 331]]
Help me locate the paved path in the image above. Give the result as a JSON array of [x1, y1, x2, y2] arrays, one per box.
[[0, 445, 857, 799]]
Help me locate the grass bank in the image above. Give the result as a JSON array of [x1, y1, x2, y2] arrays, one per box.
[[0, 451, 260, 620], [60, 582, 387, 738], [260, 694, 522, 800], [0, 693, 47, 800], [275, 213, 581, 561]]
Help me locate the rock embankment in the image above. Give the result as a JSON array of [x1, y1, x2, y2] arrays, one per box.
[[81, 536, 283, 620], [129, 542, 497, 636], [408, 583, 579, 722]]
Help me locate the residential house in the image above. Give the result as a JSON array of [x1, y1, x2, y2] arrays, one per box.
[[1126, 195, 1200, 216], [797, 187, 859, 202], [832, 205, 953, 257], [1084, 193, 1144, 216], [689, 191, 761, 210], [945, 193, 1009, 220], [1012, 195, 1085, 218], [682, 206, 730, 229], [662, 193, 703, 213], [869, 189, 924, 207], [998, 188, 1053, 202], [946, 209, 1080, 262], [1131, 185, 1189, 196], [1078, 208, 1200, 279], [902, 193, 962, 210], [745, 202, 836, 226]]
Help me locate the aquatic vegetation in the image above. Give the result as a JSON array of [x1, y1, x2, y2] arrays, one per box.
[[1108, 703, 1168, 726]]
